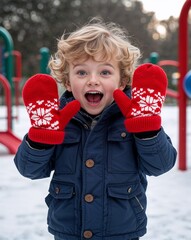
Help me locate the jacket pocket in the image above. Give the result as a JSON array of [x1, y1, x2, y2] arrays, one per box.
[[107, 127, 137, 173], [45, 180, 78, 234], [55, 127, 81, 174], [106, 182, 146, 235]]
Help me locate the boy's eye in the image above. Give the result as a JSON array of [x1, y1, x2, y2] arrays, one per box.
[[77, 70, 87, 76], [101, 70, 111, 75]]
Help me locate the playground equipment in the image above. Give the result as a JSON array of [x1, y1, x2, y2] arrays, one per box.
[[0, 28, 50, 154], [149, 0, 191, 170], [183, 71, 191, 98], [177, 0, 190, 170], [40, 47, 50, 74], [0, 27, 21, 154], [0, 27, 14, 91], [0, 74, 21, 154], [13, 50, 22, 112]]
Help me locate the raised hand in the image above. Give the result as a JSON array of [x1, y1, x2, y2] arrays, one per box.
[[22, 74, 80, 144], [113, 63, 168, 133]]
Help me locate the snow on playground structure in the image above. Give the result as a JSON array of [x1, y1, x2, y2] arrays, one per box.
[[0, 0, 191, 170]]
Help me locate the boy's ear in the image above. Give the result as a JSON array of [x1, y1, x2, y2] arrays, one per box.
[[65, 80, 72, 92], [119, 79, 126, 91]]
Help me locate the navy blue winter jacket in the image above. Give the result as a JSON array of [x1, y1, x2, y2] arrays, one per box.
[[14, 88, 177, 240]]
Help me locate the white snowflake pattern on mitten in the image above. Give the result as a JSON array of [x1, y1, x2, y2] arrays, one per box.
[[131, 87, 165, 117], [26, 99, 60, 130]]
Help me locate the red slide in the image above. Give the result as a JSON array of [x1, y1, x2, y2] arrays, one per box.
[[0, 130, 21, 154], [0, 74, 21, 155]]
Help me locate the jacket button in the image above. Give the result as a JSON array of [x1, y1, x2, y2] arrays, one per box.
[[121, 132, 127, 138], [84, 194, 94, 203], [83, 230, 93, 238], [55, 187, 60, 194], [85, 159, 95, 168], [83, 124, 89, 129]]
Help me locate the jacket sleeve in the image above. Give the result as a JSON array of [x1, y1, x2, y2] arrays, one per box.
[[134, 127, 177, 176], [14, 135, 55, 180]]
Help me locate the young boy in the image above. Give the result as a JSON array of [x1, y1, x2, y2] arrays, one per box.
[[14, 19, 177, 240]]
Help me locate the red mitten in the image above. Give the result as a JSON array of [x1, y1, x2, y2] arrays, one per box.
[[22, 74, 80, 144], [113, 63, 168, 133]]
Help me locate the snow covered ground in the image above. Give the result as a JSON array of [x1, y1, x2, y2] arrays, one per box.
[[0, 105, 191, 240]]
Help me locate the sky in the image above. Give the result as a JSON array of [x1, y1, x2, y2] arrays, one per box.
[[140, 0, 187, 20]]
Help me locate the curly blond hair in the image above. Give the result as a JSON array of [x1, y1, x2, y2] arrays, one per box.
[[48, 18, 141, 88]]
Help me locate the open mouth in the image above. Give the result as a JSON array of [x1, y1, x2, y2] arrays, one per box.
[[85, 91, 103, 104]]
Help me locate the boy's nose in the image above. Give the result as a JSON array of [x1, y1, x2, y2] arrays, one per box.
[[87, 75, 100, 86]]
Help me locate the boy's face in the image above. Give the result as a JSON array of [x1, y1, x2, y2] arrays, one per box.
[[66, 58, 126, 116]]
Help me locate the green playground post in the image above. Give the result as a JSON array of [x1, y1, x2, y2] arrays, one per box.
[[149, 52, 159, 64], [40, 47, 50, 74], [0, 27, 14, 91]]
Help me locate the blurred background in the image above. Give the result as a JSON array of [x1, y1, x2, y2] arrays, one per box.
[[0, 0, 188, 77]]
